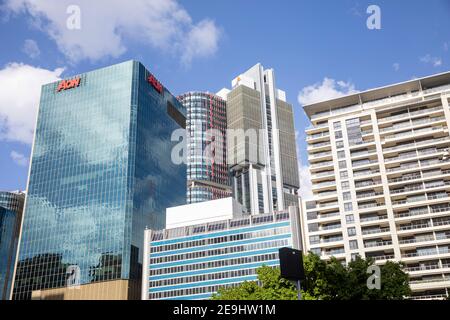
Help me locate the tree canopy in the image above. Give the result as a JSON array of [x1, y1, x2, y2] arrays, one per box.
[[211, 253, 411, 300]]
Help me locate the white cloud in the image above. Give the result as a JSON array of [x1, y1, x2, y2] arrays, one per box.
[[0, 63, 64, 144], [297, 77, 359, 106], [10, 150, 28, 166], [393, 62, 400, 71], [444, 42, 449, 52], [4, 0, 221, 65], [22, 39, 40, 59], [298, 164, 313, 200], [420, 54, 442, 67]]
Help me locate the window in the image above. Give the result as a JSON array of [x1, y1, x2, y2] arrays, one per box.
[[341, 181, 350, 190], [348, 227, 357, 236], [336, 141, 344, 149], [333, 121, 341, 130], [309, 235, 320, 245], [335, 130, 343, 139], [338, 151, 345, 159], [346, 214, 355, 223], [308, 223, 319, 232], [340, 171, 348, 179], [343, 191, 351, 201], [307, 212, 318, 220], [311, 248, 321, 256], [344, 203, 353, 212], [349, 240, 358, 250], [339, 160, 347, 169]]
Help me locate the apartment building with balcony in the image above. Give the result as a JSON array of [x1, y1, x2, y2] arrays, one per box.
[[301, 71, 450, 300]]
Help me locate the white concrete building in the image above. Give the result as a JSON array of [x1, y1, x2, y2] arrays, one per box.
[[301, 71, 450, 300], [165, 197, 244, 229]]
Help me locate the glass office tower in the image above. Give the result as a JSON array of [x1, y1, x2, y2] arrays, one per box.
[[12, 60, 186, 300], [0, 191, 25, 300], [178, 92, 231, 204]]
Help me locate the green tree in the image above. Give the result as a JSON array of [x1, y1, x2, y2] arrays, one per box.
[[211, 265, 297, 300], [212, 253, 411, 300]]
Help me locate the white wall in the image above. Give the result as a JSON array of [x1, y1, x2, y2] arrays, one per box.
[[166, 197, 244, 229]]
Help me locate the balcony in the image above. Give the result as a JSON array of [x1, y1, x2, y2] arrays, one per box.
[[379, 116, 446, 133], [352, 159, 379, 168], [353, 169, 380, 177], [310, 161, 334, 169], [383, 125, 447, 142], [364, 240, 393, 248], [362, 227, 390, 235], [360, 215, 388, 223], [383, 137, 450, 153], [307, 131, 330, 141], [358, 202, 385, 210], [312, 180, 336, 189], [356, 191, 384, 199], [355, 180, 382, 188], [369, 254, 395, 261], [378, 106, 443, 123]]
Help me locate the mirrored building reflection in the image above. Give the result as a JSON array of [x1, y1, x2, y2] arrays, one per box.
[[12, 61, 186, 300], [0, 191, 25, 300]]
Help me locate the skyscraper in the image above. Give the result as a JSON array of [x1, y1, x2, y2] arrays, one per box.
[[302, 71, 450, 299], [178, 92, 231, 203], [12, 60, 186, 300], [220, 64, 299, 214], [0, 191, 25, 300]]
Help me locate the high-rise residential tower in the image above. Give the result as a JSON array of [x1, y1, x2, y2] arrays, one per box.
[[0, 191, 25, 300], [178, 92, 231, 204], [220, 63, 300, 215], [12, 60, 186, 300], [302, 71, 450, 299]]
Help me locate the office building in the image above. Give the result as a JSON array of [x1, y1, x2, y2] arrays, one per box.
[[220, 64, 300, 214], [0, 191, 25, 300], [142, 202, 302, 300], [302, 71, 450, 299], [178, 92, 231, 203], [12, 60, 186, 300]]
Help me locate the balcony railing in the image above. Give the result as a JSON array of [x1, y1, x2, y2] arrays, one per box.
[[307, 131, 330, 141], [358, 202, 385, 210], [355, 180, 382, 188], [353, 169, 380, 177], [356, 191, 384, 199], [383, 137, 450, 153], [364, 240, 393, 248], [378, 106, 443, 123], [398, 222, 431, 231], [360, 215, 388, 223], [362, 227, 390, 235]]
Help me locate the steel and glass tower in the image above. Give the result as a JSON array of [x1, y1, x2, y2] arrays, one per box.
[[219, 63, 300, 214], [178, 92, 231, 204], [0, 191, 25, 300], [12, 60, 186, 300]]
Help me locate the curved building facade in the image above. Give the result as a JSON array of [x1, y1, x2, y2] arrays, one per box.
[[178, 92, 231, 203]]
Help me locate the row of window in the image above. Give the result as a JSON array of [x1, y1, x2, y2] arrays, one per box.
[[150, 239, 289, 265], [149, 253, 278, 276]]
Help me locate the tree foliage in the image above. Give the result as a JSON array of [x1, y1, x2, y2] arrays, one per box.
[[212, 253, 411, 300]]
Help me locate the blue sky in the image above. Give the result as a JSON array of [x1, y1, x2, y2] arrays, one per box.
[[0, 0, 449, 194]]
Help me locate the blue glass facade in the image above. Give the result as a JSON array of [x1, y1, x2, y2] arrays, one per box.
[[143, 210, 300, 300], [0, 191, 24, 300], [13, 61, 186, 300]]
